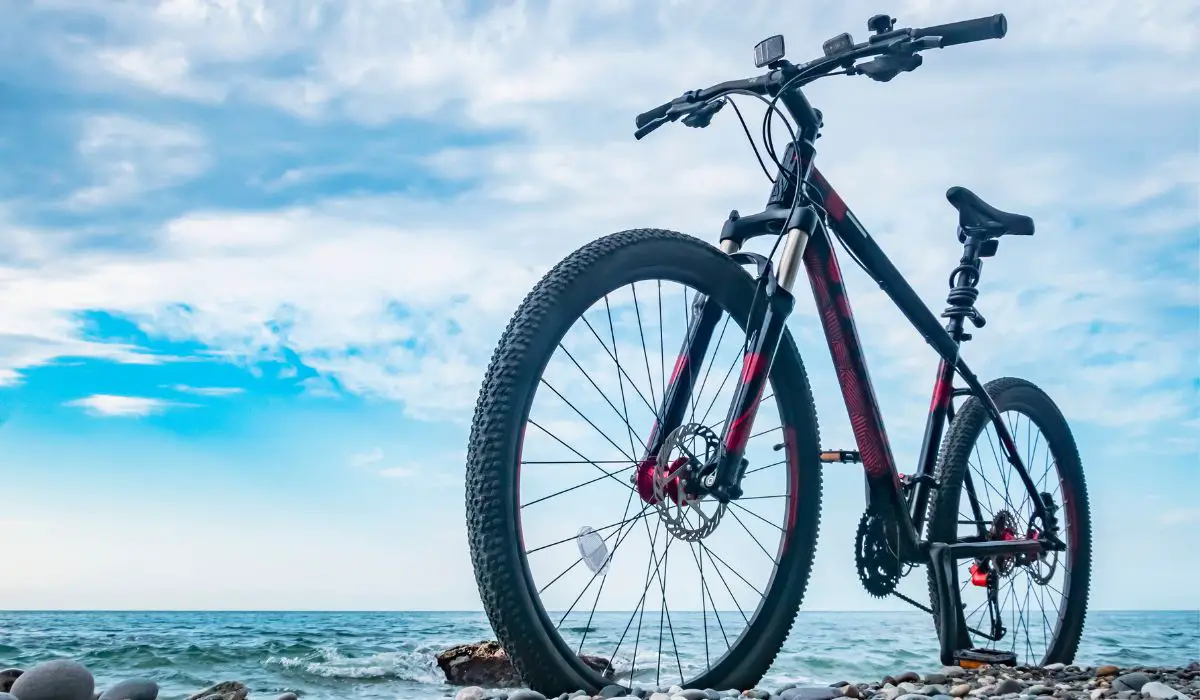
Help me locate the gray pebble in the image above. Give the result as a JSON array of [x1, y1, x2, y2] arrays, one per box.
[[943, 668, 967, 679], [456, 688, 487, 700], [743, 691, 770, 700], [98, 678, 159, 700], [1027, 685, 1054, 696], [996, 679, 1026, 695], [1113, 675, 1151, 693], [930, 695, 953, 700], [600, 686, 630, 698], [10, 660, 95, 700], [896, 695, 929, 700], [779, 687, 843, 700], [924, 674, 949, 686], [1044, 664, 1067, 673], [508, 691, 548, 700], [673, 690, 707, 700], [275, 694, 299, 700], [647, 694, 671, 700], [923, 685, 948, 696], [1138, 684, 1187, 700]]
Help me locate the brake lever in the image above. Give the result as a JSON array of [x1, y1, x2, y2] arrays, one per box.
[[682, 99, 726, 128]]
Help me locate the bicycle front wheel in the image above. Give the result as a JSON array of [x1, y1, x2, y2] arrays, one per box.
[[465, 229, 823, 695]]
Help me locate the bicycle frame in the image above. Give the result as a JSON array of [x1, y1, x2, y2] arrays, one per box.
[[643, 92, 1054, 564]]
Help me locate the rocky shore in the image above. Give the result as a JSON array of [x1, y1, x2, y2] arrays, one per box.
[[0, 660, 295, 700], [446, 662, 1200, 700], [1, 652, 1195, 700]]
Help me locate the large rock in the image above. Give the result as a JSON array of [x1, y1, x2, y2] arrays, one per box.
[[9, 659, 94, 700], [184, 681, 249, 700], [435, 641, 614, 687], [98, 678, 159, 700]]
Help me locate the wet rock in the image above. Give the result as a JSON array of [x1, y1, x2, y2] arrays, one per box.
[[949, 684, 970, 697], [1138, 683, 1187, 700], [943, 668, 967, 679], [184, 681, 249, 700], [1027, 684, 1054, 695], [275, 694, 299, 700], [0, 669, 21, 694], [601, 685, 631, 698], [1113, 674, 1151, 693], [897, 673, 922, 685], [98, 678, 159, 700], [742, 691, 770, 700], [508, 690, 548, 700], [675, 690, 707, 700], [436, 641, 613, 688], [841, 684, 862, 698], [1044, 664, 1067, 672], [1095, 668, 1120, 678], [9, 659, 95, 700], [924, 674, 949, 686], [996, 678, 1026, 695], [778, 687, 842, 700], [455, 687, 486, 700], [647, 694, 671, 700]]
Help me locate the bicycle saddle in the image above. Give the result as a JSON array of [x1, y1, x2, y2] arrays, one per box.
[[946, 186, 1035, 237]]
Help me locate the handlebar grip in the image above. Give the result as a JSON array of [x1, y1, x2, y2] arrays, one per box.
[[914, 13, 1007, 47], [636, 101, 673, 129]]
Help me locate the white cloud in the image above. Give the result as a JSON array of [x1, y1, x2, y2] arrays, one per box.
[[3, 0, 1195, 440], [377, 466, 414, 478], [166, 384, 245, 396], [63, 394, 187, 417], [1159, 508, 1200, 526], [348, 447, 384, 467], [68, 114, 209, 208]]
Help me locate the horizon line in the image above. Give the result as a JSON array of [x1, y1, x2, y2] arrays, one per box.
[[2, 608, 1194, 614]]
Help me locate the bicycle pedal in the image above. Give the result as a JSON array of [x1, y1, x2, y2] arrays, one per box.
[[818, 449, 861, 463], [954, 648, 1017, 668]]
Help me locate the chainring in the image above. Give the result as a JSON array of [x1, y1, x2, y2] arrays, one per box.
[[855, 512, 903, 597]]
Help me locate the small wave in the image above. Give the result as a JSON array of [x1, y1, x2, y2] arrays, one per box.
[[264, 645, 445, 684]]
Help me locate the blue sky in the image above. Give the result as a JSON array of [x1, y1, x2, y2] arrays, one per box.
[[0, 0, 1196, 615]]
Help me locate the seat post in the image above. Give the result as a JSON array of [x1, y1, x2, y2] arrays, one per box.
[[941, 230, 998, 342]]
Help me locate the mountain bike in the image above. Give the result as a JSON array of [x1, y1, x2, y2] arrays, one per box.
[[464, 12, 1092, 695]]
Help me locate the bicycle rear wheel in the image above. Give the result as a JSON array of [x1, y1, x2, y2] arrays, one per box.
[[465, 229, 823, 694], [926, 377, 1092, 666]]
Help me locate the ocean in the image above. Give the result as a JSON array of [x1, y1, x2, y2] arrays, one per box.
[[0, 611, 1195, 699]]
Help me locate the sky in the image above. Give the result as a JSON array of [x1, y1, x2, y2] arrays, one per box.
[[0, 0, 1196, 615]]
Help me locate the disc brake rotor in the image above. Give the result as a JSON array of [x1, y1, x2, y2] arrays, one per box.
[[653, 423, 725, 541]]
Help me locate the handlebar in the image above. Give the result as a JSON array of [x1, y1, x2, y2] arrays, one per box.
[[913, 14, 1007, 47], [634, 13, 1007, 139]]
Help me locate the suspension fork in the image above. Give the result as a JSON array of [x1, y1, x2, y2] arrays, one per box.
[[646, 220, 816, 502]]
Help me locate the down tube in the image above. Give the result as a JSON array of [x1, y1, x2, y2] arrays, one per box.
[[801, 228, 902, 490]]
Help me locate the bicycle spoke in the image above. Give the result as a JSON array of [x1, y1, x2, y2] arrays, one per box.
[[527, 418, 639, 497], [538, 380, 636, 463], [522, 463, 637, 509]]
